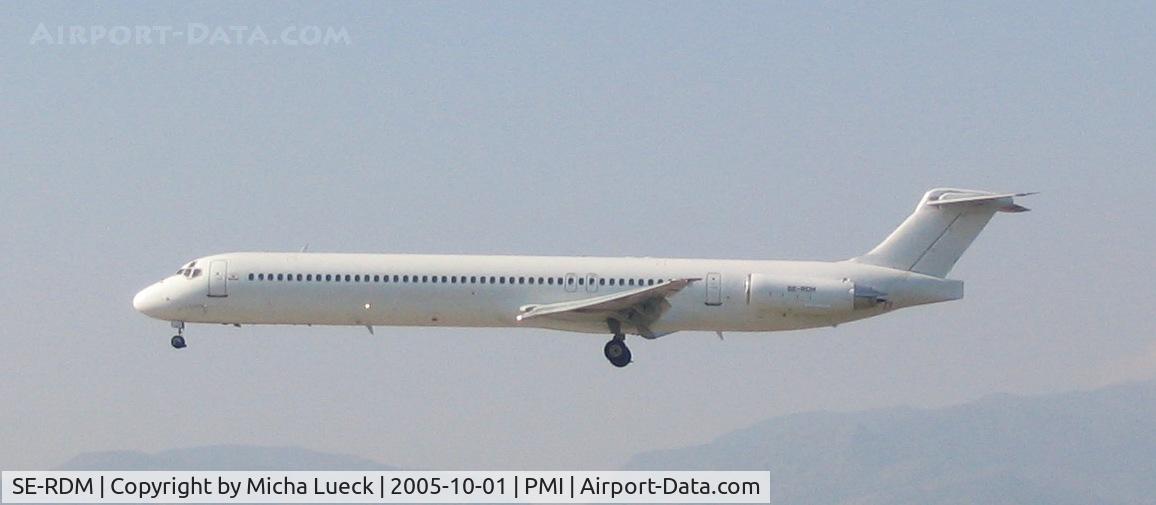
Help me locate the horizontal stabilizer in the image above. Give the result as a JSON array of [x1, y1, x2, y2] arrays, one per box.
[[925, 191, 1037, 212]]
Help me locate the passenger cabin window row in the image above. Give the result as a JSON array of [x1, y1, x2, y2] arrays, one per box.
[[244, 272, 666, 287]]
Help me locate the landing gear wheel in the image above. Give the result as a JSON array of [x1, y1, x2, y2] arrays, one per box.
[[604, 339, 631, 368], [170, 321, 187, 349]]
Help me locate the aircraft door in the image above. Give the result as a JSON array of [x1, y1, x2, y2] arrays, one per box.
[[208, 260, 228, 297], [586, 274, 599, 293], [705, 272, 722, 306]]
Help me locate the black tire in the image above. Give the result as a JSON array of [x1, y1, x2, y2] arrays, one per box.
[[604, 340, 631, 367], [171, 335, 187, 349]]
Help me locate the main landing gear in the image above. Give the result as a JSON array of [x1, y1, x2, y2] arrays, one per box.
[[170, 321, 187, 349], [604, 319, 631, 368]]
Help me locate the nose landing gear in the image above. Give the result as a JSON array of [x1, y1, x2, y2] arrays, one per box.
[[604, 319, 631, 368], [170, 321, 187, 349]]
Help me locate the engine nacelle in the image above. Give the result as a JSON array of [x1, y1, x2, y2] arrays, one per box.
[[748, 274, 887, 315]]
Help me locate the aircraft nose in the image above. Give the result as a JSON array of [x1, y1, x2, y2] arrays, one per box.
[[132, 283, 170, 318]]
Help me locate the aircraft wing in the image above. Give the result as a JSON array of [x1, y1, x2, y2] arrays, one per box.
[[516, 279, 696, 338]]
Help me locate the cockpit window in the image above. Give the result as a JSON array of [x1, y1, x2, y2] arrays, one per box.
[[175, 263, 203, 279]]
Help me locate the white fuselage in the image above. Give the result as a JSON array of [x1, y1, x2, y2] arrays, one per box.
[[132, 252, 963, 336], [132, 188, 1028, 365]]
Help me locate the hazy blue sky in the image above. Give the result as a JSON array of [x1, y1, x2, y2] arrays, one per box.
[[1, 1, 1154, 470]]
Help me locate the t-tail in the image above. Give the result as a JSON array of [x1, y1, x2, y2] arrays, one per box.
[[852, 188, 1035, 278]]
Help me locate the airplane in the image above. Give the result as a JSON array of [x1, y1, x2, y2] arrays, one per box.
[[133, 188, 1032, 367]]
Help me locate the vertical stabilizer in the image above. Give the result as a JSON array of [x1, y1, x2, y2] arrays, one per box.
[[851, 188, 1032, 278]]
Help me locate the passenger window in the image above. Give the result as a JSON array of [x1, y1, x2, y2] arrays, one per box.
[[538, 277, 545, 284], [421, 275, 428, 283], [480, 276, 487, 284], [258, 273, 265, 281], [296, 274, 302, 281], [489, 276, 496, 284], [578, 277, 584, 286], [599, 278, 605, 286], [628, 279, 635, 286], [276, 274, 283, 281], [547, 278, 554, 285]]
